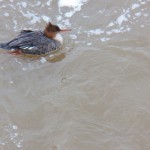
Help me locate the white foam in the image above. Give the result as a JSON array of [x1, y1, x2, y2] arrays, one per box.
[[111, 29, 119, 33], [42, 15, 50, 22], [70, 34, 77, 39], [120, 26, 124, 30], [21, 2, 27, 8], [4, 13, 9, 17], [131, 3, 140, 10], [16, 142, 22, 148], [46, 0, 52, 6], [14, 133, 18, 137], [106, 31, 112, 35], [0, 141, 5, 145], [62, 19, 70, 26], [100, 38, 110, 42], [117, 14, 128, 26], [65, 11, 75, 17], [107, 22, 114, 27], [117, 8, 129, 26], [40, 57, 47, 64], [89, 29, 104, 35], [36, 1, 41, 6], [12, 125, 18, 130], [141, 1, 146, 4], [57, 15, 62, 21], [87, 43, 92, 46], [22, 67, 27, 71], [10, 81, 14, 84], [99, 10, 105, 14], [135, 12, 141, 17], [126, 27, 131, 31], [112, 29, 121, 33], [127, 14, 131, 18], [58, 0, 88, 18], [7, 125, 23, 148], [58, 0, 86, 8], [22, 11, 41, 24]]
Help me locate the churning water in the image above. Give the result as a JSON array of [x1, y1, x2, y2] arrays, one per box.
[[0, 0, 150, 150]]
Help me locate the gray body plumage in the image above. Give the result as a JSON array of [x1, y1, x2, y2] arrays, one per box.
[[0, 30, 61, 55]]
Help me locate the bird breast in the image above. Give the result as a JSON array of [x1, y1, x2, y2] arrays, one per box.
[[53, 33, 63, 44]]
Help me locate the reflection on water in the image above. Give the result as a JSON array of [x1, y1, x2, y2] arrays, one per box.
[[0, 0, 150, 150]]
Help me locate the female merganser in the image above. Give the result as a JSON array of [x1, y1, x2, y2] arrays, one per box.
[[0, 22, 71, 55]]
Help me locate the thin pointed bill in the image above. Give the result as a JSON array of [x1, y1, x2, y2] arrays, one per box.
[[60, 29, 71, 32]]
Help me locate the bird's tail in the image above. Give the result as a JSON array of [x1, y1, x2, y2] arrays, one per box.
[[0, 43, 11, 50]]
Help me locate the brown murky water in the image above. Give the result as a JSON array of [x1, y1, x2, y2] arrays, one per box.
[[0, 0, 150, 150]]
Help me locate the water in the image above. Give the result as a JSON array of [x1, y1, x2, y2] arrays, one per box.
[[0, 0, 150, 150]]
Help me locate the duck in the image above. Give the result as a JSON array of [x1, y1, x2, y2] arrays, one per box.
[[0, 22, 71, 55]]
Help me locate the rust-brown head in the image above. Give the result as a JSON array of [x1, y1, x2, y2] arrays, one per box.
[[44, 22, 71, 38]]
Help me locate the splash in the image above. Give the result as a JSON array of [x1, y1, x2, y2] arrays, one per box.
[[131, 3, 140, 10], [116, 9, 129, 26], [21, 11, 41, 24], [58, 0, 87, 8], [58, 0, 88, 18], [86, 0, 149, 42], [40, 57, 47, 64], [58, 0, 88, 26], [0, 124, 23, 148], [46, 0, 52, 6]]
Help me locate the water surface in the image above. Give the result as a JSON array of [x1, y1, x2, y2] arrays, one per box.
[[0, 0, 150, 150]]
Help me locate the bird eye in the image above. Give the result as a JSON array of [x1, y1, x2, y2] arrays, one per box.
[[55, 26, 60, 31]]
